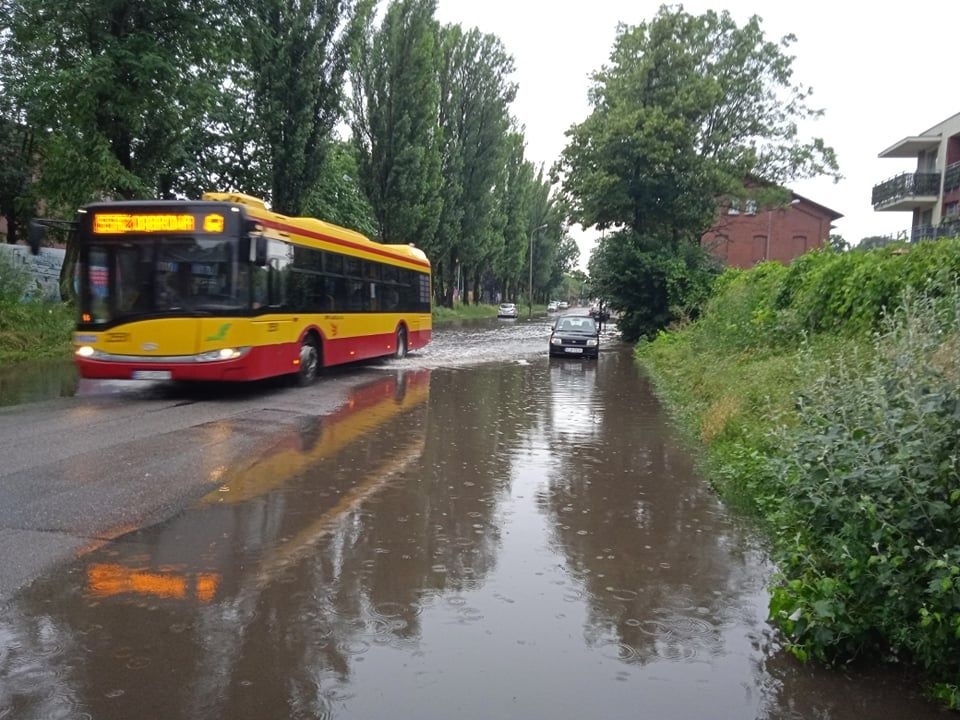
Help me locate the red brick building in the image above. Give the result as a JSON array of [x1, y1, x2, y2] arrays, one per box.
[[701, 192, 842, 269]]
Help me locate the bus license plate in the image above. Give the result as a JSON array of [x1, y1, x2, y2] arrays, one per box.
[[564, 347, 583, 354], [132, 370, 172, 380]]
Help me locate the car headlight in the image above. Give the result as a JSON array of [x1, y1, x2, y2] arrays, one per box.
[[586, 339, 598, 347], [550, 337, 562, 345]]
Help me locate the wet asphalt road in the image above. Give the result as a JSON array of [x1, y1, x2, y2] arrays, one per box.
[[0, 314, 953, 719]]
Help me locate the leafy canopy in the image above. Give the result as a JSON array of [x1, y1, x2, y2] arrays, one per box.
[[561, 5, 839, 339], [558, 5, 839, 240]]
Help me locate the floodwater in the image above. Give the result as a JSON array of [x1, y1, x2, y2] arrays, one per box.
[[0, 359, 78, 408], [0, 319, 952, 719]]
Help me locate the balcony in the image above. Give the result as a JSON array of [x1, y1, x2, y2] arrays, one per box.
[[872, 171, 941, 211]]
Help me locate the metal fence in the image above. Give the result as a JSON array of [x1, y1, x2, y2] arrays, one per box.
[[871, 171, 942, 207]]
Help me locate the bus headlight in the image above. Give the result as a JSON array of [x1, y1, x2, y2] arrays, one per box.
[[196, 347, 250, 362], [76, 346, 95, 357]]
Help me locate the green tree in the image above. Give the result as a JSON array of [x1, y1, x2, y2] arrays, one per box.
[[589, 230, 717, 339], [351, 0, 442, 252], [0, 115, 34, 245], [857, 235, 898, 251], [557, 6, 838, 338], [559, 7, 838, 239], [0, 0, 222, 208], [434, 25, 516, 306], [492, 131, 535, 302], [243, 0, 358, 215], [302, 140, 377, 237], [827, 233, 849, 252]]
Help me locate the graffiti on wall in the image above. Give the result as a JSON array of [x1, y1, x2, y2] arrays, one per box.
[[0, 244, 66, 301]]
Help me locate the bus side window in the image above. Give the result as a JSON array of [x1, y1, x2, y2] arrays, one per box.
[[252, 264, 269, 309], [268, 258, 286, 307]]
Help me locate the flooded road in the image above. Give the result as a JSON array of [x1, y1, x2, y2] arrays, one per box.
[[0, 319, 951, 719]]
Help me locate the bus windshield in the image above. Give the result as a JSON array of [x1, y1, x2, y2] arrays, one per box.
[[85, 236, 246, 325]]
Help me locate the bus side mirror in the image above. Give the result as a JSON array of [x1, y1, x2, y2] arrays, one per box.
[[28, 220, 45, 255]]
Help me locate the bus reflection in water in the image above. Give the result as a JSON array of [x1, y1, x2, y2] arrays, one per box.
[[84, 369, 431, 603]]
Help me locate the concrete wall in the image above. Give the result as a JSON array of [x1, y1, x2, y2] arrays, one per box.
[[0, 244, 66, 301]]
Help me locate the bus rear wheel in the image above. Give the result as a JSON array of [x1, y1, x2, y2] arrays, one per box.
[[297, 337, 320, 386], [394, 328, 407, 360]]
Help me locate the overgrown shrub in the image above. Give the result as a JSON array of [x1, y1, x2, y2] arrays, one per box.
[[638, 237, 960, 706], [769, 292, 960, 700], [0, 250, 74, 362], [776, 240, 960, 335]]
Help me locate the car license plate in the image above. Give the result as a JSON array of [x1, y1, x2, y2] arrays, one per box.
[[132, 370, 172, 380], [564, 347, 583, 354]]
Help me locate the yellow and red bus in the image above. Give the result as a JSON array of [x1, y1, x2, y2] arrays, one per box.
[[70, 193, 431, 383]]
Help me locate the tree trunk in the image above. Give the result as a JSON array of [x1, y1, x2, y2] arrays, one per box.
[[5, 213, 17, 245]]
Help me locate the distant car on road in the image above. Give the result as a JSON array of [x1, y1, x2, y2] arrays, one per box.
[[547, 301, 559, 312], [549, 315, 600, 358], [558, 301, 569, 310], [497, 302, 518, 318]]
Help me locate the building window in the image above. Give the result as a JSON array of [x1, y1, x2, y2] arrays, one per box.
[[727, 199, 740, 215], [945, 202, 959, 219], [745, 199, 758, 215]]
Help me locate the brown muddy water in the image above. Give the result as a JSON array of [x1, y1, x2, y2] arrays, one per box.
[[0, 336, 951, 719]]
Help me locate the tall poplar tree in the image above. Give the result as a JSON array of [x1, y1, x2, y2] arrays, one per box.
[[243, 0, 358, 215], [350, 0, 442, 251], [435, 25, 515, 305]]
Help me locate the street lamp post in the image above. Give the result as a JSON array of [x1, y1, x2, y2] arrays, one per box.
[[529, 223, 548, 318]]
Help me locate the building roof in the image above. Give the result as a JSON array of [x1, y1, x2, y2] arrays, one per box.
[[879, 111, 960, 158], [790, 191, 844, 221], [878, 136, 941, 159]]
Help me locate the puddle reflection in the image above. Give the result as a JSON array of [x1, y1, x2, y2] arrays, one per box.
[[0, 353, 950, 720]]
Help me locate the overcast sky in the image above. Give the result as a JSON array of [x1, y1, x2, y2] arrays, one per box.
[[434, 0, 960, 264]]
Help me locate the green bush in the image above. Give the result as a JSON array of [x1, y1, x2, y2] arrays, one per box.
[[0, 251, 74, 362], [769, 292, 960, 694], [638, 238, 960, 706]]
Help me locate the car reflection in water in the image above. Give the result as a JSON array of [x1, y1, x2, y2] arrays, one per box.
[[549, 356, 601, 440]]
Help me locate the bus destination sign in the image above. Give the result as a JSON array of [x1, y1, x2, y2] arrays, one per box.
[[92, 213, 226, 235]]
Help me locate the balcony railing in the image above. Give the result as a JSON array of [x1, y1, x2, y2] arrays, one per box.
[[910, 220, 960, 242], [871, 171, 941, 208], [944, 162, 960, 193]]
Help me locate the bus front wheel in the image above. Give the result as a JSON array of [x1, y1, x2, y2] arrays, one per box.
[[394, 328, 407, 360], [298, 337, 320, 386]]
